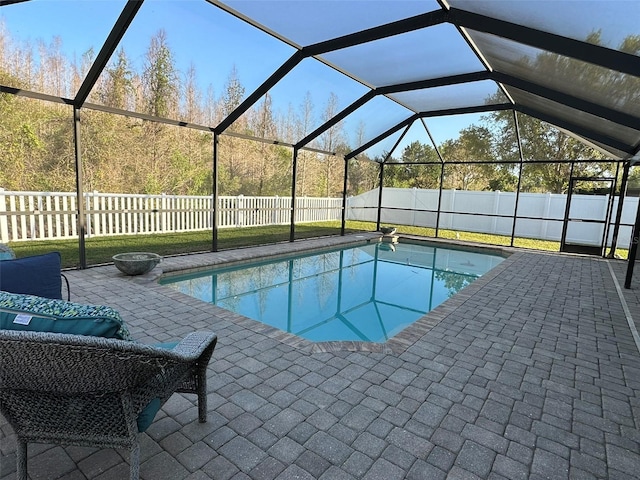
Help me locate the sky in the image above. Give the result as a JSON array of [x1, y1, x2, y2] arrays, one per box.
[[0, 0, 500, 157]]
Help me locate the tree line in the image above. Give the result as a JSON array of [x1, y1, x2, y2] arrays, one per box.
[[0, 25, 637, 198]]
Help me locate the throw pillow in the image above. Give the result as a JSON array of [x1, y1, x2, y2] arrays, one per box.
[[0, 252, 62, 299]]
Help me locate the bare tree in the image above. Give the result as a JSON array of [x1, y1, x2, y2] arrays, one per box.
[[318, 92, 346, 197], [182, 63, 203, 124]]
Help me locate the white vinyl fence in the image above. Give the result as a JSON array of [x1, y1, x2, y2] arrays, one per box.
[[347, 188, 638, 249], [0, 189, 343, 243], [3, 187, 637, 249]]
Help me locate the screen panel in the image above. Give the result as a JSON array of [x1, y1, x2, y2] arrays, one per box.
[[339, 95, 414, 156], [466, 29, 640, 121], [508, 87, 640, 149], [88, 0, 294, 124], [219, 0, 441, 46], [320, 24, 485, 88], [388, 80, 506, 113], [261, 57, 369, 145], [450, 0, 640, 58], [0, 0, 127, 97]]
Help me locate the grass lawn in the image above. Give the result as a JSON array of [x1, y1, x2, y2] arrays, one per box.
[[7, 220, 627, 268], [8, 222, 365, 268]]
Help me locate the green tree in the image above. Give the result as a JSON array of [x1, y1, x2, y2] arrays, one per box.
[[250, 93, 283, 195], [488, 111, 609, 193], [167, 133, 213, 195], [0, 93, 74, 191], [139, 31, 180, 193], [398, 141, 441, 189], [97, 48, 133, 110], [217, 68, 248, 195], [220, 66, 245, 120], [142, 30, 178, 118], [440, 126, 505, 191]]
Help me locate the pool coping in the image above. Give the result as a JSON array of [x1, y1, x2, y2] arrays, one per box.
[[147, 233, 518, 354], [158, 233, 382, 278]]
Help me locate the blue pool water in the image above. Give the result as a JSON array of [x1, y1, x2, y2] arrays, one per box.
[[161, 242, 504, 343]]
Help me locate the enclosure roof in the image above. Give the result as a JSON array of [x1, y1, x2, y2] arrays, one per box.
[[1, 0, 639, 161]]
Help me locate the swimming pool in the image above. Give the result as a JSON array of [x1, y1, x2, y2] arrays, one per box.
[[161, 241, 504, 343]]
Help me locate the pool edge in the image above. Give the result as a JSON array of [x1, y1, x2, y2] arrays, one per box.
[[155, 234, 517, 354]]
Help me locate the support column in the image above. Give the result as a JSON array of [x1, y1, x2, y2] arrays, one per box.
[[608, 161, 630, 258], [73, 106, 86, 269], [212, 132, 219, 252], [341, 157, 348, 236], [435, 163, 444, 237], [290, 147, 299, 242], [559, 162, 576, 252], [376, 163, 384, 230], [625, 194, 640, 288], [511, 110, 525, 247]]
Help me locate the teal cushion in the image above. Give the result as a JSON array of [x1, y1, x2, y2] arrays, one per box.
[[0, 310, 128, 339], [0, 291, 131, 340], [135, 343, 180, 431], [137, 397, 162, 432]]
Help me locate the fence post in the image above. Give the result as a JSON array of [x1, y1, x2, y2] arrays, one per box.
[[28, 195, 36, 239], [18, 195, 26, 241], [412, 187, 417, 226], [345, 196, 351, 221], [106, 194, 113, 235], [274, 196, 279, 224], [237, 194, 244, 227], [162, 193, 167, 233], [91, 190, 100, 238], [210, 194, 215, 229], [541, 192, 552, 239], [492, 191, 500, 234], [37, 194, 45, 239], [0, 188, 8, 243], [450, 189, 456, 230], [53, 194, 61, 238]]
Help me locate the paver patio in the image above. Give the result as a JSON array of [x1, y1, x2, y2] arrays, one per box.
[[2, 235, 640, 479]]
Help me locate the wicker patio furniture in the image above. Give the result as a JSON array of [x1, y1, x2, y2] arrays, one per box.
[[0, 329, 217, 480]]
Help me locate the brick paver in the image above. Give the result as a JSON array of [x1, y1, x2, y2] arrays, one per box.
[[2, 235, 640, 479]]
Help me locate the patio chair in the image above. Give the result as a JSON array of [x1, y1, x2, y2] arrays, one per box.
[[0, 329, 217, 480]]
